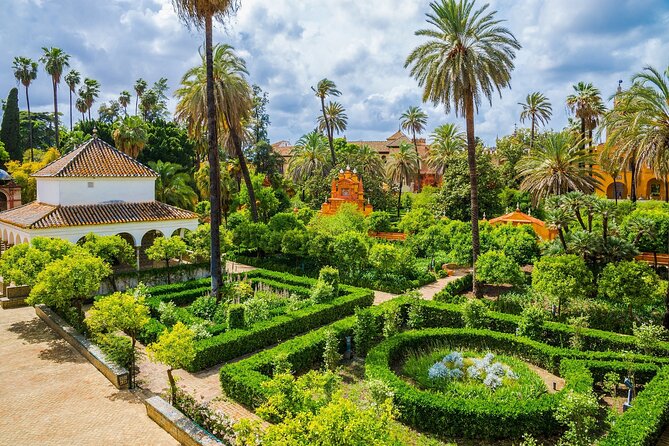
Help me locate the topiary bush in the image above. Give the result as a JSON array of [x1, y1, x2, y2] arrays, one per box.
[[309, 280, 335, 304], [462, 299, 489, 329], [354, 307, 377, 357], [318, 266, 340, 297], [227, 304, 246, 330]]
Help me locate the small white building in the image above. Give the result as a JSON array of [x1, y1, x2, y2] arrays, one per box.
[[0, 135, 198, 267]]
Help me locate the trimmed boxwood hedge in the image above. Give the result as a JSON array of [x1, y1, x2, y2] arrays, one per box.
[[433, 274, 472, 303], [598, 366, 669, 446]]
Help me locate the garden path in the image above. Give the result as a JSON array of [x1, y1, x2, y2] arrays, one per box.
[[658, 428, 669, 446], [373, 268, 472, 304], [0, 306, 178, 446]]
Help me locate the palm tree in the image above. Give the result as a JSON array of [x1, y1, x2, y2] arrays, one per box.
[[287, 132, 330, 200], [79, 78, 100, 121], [40, 47, 70, 149], [400, 105, 428, 190], [119, 91, 132, 116], [518, 92, 552, 148], [12, 56, 38, 159], [353, 144, 386, 180], [171, 0, 243, 301], [149, 161, 198, 209], [317, 101, 348, 145], [517, 131, 600, 203], [134, 78, 148, 116], [405, 0, 520, 296], [112, 116, 149, 158], [75, 97, 87, 122], [566, 82, 604, 149], [64, 70, 80, 131], [387, 141, 419, 218], [603, 65, 669, 204], [312, 78, 341, 165], [427, 123, 466, 175]]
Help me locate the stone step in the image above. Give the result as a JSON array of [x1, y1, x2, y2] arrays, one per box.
[[0, 296, 28, 309]]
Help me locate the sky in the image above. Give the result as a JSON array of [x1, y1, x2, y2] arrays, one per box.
[[0, 0, 668, 147]]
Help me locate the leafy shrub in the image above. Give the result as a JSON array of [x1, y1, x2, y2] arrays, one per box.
[[382, 306, 401, 338], [517, 305, 545, 339], [322, 329, 340, 372], [492, 290, 538, 315], [634, 323, 668, 355], [407, 300, 426, 329], [354, 307, 377, 357], [366, 211, 392, 233], [598, 261, 662, 319], [433, 274, 473, 303], [174, 388, 233, 442], [310, 280, 335, 304], [243, 296, 273, 326], [568, 316, 590, 351], [462, 299, 489, 329], [602, 371, 619, 398], [158, 301, 179, 327], [318, 266, 340, 297], [189, 322, 212, 341], [475, 251, 524, 286], [554, 390, 600, 446], [96, 333, 133, 370], [227, 304, 245, 330], [189, 295, 217, 321], [532, 255, 593, 317]]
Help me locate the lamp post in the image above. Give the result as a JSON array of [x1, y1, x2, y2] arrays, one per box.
[[623, 377, 634, 412]]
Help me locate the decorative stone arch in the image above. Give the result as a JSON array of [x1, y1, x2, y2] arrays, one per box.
[[647, 178, 663, 200], [606, 182, 627, 200], [139, 229, 164, 267], [0, 191, 8, 212], [115, 232, 136, 247], [76, 236, 87, 246], [171, 228, 191, 239], [21, 236, 29, 245], [7, 232, 15, 246]]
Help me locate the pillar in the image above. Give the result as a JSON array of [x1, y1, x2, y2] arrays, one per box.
[[136, 246, 141, 271]]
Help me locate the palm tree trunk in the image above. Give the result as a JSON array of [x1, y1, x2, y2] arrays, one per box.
[[227, 121, 259, 222], [25, 85, 34, 162], [412, 131, 421, 192], [530, 115, 535, 149], [397, 173, 403, 219], [69, 89, 73, 131], [580, 117, 586, 151], [321, 97, 336, 165], [135, 95, 139, 116], [205, 14, 223, 301], [665, 177, 668, 203], [465, 91, 481, 298], [52, 78, 60, 149], [631, 161, 637, 202]]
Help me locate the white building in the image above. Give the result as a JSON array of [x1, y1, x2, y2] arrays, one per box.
[[0, 135, 198, 267]]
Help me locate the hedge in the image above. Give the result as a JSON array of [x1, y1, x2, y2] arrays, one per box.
[[433, 273, 472, 303], [598, 366, 669, 446]]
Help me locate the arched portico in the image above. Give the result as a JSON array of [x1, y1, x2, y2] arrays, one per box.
[[606, 182, 627, 200]]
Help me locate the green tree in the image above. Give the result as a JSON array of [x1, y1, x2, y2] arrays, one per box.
[[288, 132, 330, 200], [79, 78, 101, 121], [317, 101, 348, 148], [133, 78, 148, 116], [400, 105, 429, 190], [40, 47, 70, 149], [112, 116, 148, 158], [12, 56, 38, 159], [138, 119, 197, 169], [332, 231, 368, 279], [145, 236, 188, 284], [387, 141, 419, 218], [368, 243, 402, 276], [249, 84, 270, 144], [139, 78, 170, 122], [1, 88, 21, 160], [64, 70, 81, 131], [495, 129, 531, 188], [427, 123, 466, 176], [406, 0, 520, 296], [149, 160, 198, 209], [475, 250, 524, 286], [119, 90, 131, 116], [27, 254, 111, 320], [532, 254, 593, 317], [517, 131, 600, 203], [312, 78, 341, 165], [566, 82, 605, 150], [0, 237, 77, 287], [147, 322, 196, 403], [86, 291, 150, 388], [80, 233, 135, 290], [518, 92, 552, 148], [598, 260, 662, 320]]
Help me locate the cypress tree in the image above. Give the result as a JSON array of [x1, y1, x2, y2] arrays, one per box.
[[0, 88, 21, 161]]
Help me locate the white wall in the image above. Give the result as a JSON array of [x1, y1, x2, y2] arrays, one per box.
[[37, 177, 155, 205]]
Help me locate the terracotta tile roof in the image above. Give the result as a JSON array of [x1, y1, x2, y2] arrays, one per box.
[[0, 201, 197, 229], [33, 137, 157, 178]]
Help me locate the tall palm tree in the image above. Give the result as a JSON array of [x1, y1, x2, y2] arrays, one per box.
[[12, 56, 38, 159], [40, 47, 70, 149], [287, 131, 330, 199], [405, 0, 520, 296], [75, 97, 87, 122], [317, 101, 348, 145], [517, 131, 600, 203], [134, 78, 147, 116], [312, 78, 341, 165], [387, 141, 419, 218], [427, 123, 466, 175], [119, 91, 132, 116], [603, 65, 669, 205], [566, 82, 604, 149], [149, 161, 198, 209], [518, 92, 552, 148], [79, 78, 100, 121], [112, 116, 149, 158], [400, 105, 429, 190], [64, 70, 80, 131], [353, 144, 386, 180]]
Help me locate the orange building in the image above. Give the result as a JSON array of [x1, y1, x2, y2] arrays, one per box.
[[488, 208, 557, 240], [321, 166, 373, 216]]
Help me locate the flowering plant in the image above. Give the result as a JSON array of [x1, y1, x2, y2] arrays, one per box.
[[428, 351, 517, 390]]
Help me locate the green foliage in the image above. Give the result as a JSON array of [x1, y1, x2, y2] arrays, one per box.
[[1, 87, 21, 160], [158, 301, 180, 327], [227, 304, 246, 330], [398, 208, 437, 235], [366, 211, 392, 233], [308, 203, 366, 237], [281, 229, 309, 257], [517, 305, 545, 339], [475, 250, 524, 286], [0, 237, 78, 287], [318, 266, 340, 297], [598, 261, 662, 316], [184, 224, 212, 262], [80, 233, 134, 267], [322, 329, 341, 372], [86, 292, 150, 339], [433, 274, 473, 303], [554, 390, 600, 446], [189, 295, 218, 321], [137, 119, 196, 170], [491, 223, 540, 265], [532, 255, 593, 316], [368, 243, 402, 276], [382, 306, 402, 338], [148, 322, 197, 371], [310, 280, 335, 304], [634, 323, 668, 355], [602, 371, 619, 398], [145, 236, 187, 267], [332, 231, 368, 279], [173, 388, 233, 443], [354, 307, 376, 357], [462, 299, 489, 328], [96, 333, 133, 369]]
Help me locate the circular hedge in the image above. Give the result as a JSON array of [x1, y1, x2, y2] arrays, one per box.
[[365, 328, 563, 440]]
